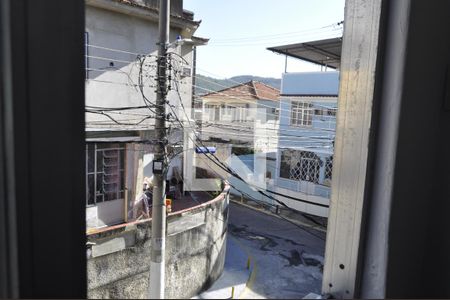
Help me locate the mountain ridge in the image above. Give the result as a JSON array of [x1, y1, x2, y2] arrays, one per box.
[[195, 74, 281, 95]]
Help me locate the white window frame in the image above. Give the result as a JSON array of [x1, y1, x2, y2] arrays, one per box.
[[205, 104, 216, 121], [291, 101, 313, 127]]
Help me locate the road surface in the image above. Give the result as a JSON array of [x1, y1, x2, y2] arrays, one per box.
[[228, 202, 326, 299]]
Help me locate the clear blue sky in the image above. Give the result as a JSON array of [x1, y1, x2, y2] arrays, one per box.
[[184, 0, 345, 79]]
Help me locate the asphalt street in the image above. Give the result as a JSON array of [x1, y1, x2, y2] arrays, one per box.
[[228, 202, 326, 299]]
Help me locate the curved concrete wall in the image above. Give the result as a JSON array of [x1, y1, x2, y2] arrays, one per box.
[[86, 188, 229, 299]]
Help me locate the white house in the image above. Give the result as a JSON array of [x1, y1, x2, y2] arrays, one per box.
[[185, 81, 280, 193], [265, 38, 342, 217], [271, 72, 339, 217], [84, 0, 207, 229]]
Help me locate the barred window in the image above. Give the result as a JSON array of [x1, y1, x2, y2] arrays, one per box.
[[86, 143, 125, 206], [327, 108, 337, 116], [280, 149, 320, 183], [291, 101, 313, 126], [325, 156, 333, 180]]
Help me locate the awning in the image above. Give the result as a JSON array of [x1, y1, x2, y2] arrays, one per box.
[[267, 37, 342, 69]]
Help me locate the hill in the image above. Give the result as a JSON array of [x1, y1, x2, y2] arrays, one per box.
[[195, 74, 281, 95]]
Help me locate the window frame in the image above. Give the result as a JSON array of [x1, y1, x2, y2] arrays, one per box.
[[291, 101, 313, 127], [86, 143, 126, 207]]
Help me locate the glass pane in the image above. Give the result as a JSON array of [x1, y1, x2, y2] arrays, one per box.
[[120, 149, 125, 169], [96, 173, 103, 194], [87, 145, 95, 173], [105, 190, 117, 202], [96, 150, 103, 172], [96, 194, 103, 203], [120, 170, 125, 190], [87, 174, 95, 205]]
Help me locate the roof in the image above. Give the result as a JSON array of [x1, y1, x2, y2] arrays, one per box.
[[190, 36, 209, 46], [86, 0, 201, 29], [202, 81, 280, 101], [267, 37, 342, 69]]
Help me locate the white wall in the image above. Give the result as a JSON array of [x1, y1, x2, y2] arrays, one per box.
[[281, 71, 339, 95], [85, 5, 195, 131]]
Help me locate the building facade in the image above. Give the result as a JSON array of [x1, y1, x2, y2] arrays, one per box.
[[85, 0, 206, 229], [270, 71, 339, 217], [185, 81, 280, 193]]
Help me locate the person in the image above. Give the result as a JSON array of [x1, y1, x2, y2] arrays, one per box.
[[141, 179, 153, 218], [133, 176, 153, 220]]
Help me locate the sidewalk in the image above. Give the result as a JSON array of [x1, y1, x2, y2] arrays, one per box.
[[193, 235, 252, 299]]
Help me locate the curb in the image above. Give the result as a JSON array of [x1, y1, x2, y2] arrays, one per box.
[[193, 234, 254, 299], [227, 235, 256, 299], [238, 254, 257, 299], [230, 199, 327, 233]]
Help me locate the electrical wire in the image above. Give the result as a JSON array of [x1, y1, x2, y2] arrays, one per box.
[[85, 47, 332, 214], [170, 79, 331, 207], [209, 21, 342, 42]]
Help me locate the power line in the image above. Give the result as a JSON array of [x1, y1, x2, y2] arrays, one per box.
[[209, 21, 342, 42], [86, 43, 157, 57], [193, 73, 337, 110], [170, 81, 331, 208], [185, 135, 326, 241], [201, 121, 336, 139]]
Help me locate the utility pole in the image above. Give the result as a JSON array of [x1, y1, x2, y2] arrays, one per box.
[[149, 0, 170, 298]]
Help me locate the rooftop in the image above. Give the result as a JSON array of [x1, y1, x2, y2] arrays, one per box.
[[202, 81, 280, 102], [267, 37, 342, 69], [86, 0, 202, 31]]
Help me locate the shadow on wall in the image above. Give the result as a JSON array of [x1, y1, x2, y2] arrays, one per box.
[[86, 186, 230, 299]]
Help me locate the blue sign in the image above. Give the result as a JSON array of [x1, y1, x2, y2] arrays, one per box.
[[195, 146, 216, 154]]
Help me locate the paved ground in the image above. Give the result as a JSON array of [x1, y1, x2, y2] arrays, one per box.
[[229, 202, 326, 299], [195, 202, 326, 299], [193, 235, 251, 299]]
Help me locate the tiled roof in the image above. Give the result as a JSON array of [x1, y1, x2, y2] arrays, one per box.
[[202, 81, 279, 102]]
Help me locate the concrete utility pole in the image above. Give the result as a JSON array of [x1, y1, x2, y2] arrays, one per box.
[[149, 0, 170, 298]]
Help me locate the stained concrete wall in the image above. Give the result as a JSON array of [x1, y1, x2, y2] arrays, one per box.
[[86, 188, 229, 299]]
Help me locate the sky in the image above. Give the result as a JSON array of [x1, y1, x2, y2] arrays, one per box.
[[184, 0, 345, 79]]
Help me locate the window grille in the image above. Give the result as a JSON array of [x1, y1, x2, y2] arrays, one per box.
[[280, 150, 320, 183], [325, 156, 333, 181], [86, 143, 125, 206], [327, 108, 337, 116]]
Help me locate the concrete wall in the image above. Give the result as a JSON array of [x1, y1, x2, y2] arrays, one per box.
[[86, 188, 229, 299], [85, 5, 195, 131]]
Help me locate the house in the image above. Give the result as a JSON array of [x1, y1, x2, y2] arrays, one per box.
[[272, 71, 339, 217], [263, 38, 342, 217], [84, 0, 207, 229], [184, 81, 280, 192], [200, 80, 279, 145]]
